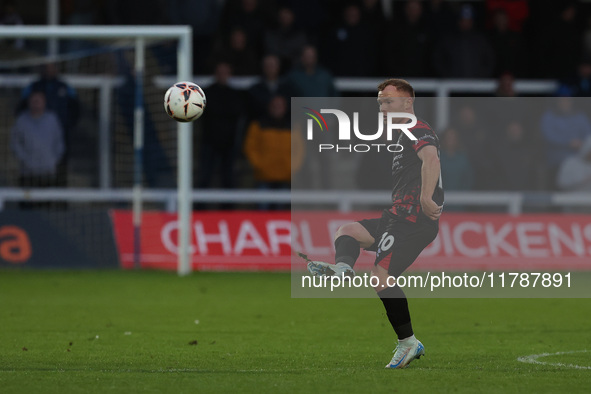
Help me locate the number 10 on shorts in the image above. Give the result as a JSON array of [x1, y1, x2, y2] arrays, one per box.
[[378, 232, 395, 253]]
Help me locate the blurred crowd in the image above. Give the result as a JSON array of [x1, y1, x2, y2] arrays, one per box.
[[440, 96, 591, 194], [4, 0, 591, 207], [5, 0, 591, 80]]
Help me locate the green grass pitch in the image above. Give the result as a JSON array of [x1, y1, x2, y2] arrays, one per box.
[[1, 270, 590, 393]]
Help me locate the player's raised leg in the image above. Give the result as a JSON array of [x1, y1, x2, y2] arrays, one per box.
[[306, 221, 375, 277]]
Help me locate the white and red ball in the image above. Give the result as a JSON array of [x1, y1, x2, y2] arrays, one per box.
[[164, 81, 206, 122]]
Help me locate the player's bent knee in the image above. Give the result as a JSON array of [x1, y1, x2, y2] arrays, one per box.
[[334, 223, 356, 239], [335, 222, 374, 247]]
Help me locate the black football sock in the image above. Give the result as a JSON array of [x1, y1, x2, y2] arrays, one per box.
[[334, 235, 360, 268], [378, 285, 414, 340]]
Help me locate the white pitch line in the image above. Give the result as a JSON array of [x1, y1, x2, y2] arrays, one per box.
[[517, 350, 591, 370]]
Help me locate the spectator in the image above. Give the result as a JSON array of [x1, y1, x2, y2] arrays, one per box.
[[424, 0, 455, 40], [490, 121, 536, 190], [19, 63, 80, 186], [62, 0, 101, 25], [197, 62, 246, 192], [264, 6, 307, 70], [325, 4, 377, 76], [0, 1, 24, 50], [286, 45, 338, 97], [486, 0, 529, 32], [433, 4, 495, 78], [544, 2, 583, 79], [286, 45, 336, 189], [559, 59, 591, 97], [247, 54, 290, 120], [488, 8, 526, 77], [491, 73, 523, 130], [283, 0, 328, 41], [384, 0, 432, 77], [360, 0, 387, 74], [360, 0, 387, 31], [105, 0, 167, 25], [540, 96, 591, 189], [10, 91, 65, 189], [244, 95, 304, 209], [452, 104, 494, 190], [218, 0, 274, 58], [439, 127, 474, 191], [582, 15, 591, 62], [167, 0, 221, 73], [527, 0, 560, 78], [20, 63, 80, 133], [62, 0, 103, 72], [210, 27, 259, 76], [557, 136, 591, 191], [495, 71, 517, 97]]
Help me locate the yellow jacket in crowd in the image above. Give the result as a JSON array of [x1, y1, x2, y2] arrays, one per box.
[[244, 120, 304, 182]]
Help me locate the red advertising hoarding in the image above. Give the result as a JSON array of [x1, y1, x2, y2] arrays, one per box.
[[110, 211, 591, 271], [111, 210, 292, 271]]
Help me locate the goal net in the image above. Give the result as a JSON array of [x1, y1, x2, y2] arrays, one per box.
[[0, 26, 193, 275]]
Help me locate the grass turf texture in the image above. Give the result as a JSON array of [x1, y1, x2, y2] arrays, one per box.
[[0, 270, 590, 394]]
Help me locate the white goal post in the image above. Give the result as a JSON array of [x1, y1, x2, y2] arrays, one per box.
[[0, 26, 194, 276]]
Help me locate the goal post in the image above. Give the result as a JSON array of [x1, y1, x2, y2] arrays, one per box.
[[0, 26, 193, 276]]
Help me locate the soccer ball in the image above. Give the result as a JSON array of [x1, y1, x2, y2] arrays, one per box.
[[164, 81, 206, 122]]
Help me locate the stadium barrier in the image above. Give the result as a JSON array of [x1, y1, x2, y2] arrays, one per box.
[[1, 188, 591, 214], [110, 210, 591, 272], [3, 208, 590, 271], [0, 209, 118, 269]]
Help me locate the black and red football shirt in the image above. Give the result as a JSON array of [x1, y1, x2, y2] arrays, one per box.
[[389, 119, 444, 222]]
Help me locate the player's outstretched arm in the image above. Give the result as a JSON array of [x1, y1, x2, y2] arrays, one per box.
[[417, 145, 442, 221]]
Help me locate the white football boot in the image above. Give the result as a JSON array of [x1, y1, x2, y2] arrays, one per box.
[[306, 261, 355, 278], [385, 338, 425, 369]]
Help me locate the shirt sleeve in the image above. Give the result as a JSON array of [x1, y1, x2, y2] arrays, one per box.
[[410, 127, 438, 153]]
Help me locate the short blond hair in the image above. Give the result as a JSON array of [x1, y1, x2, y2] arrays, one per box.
[[377, 79, 415, 98]]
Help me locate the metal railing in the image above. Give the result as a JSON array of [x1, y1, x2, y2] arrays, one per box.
[[1, 188, 589, 215]]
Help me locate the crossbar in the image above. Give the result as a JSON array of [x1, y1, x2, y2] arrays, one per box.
[[0, 25, 191, 39]]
